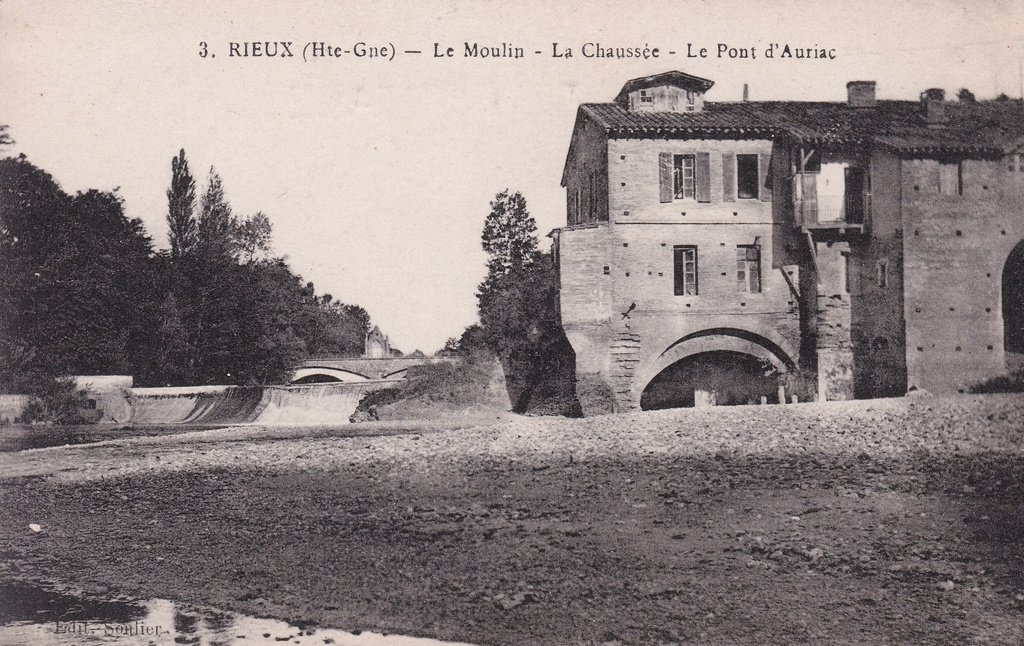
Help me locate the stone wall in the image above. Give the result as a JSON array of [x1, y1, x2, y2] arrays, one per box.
[[0, 395, 29, 424], [558, 136, 802, 411], [900, 157, 1023, 392], [564, 116, 609, 225], [812, 241, 854, 401], [74, 375, 134, 423], [851, 151, 907, 398]]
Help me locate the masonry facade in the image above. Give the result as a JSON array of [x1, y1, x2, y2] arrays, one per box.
[[551, 71, 1024, 413]]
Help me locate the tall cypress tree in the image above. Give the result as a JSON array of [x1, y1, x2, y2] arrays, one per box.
[[166, 149, 197, 259], [198, 167, 233, 258]]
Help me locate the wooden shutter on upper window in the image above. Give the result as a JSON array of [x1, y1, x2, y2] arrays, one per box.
[[759, 152, 772, 201], [722, 153, 736, 202], [658, 153, 673, 203], [695, 152, 711, 203]]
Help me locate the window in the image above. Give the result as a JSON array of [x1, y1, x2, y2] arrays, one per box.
[[685, 90, 696, 111], [1009, 153, 1024, 172], [737, 154, 760, 199], [877, 259, 888, 288], [736, 245, 761, 293], [573, 189, 581, 224], [674, 246, 698, 296], [640, 89, 653, 103], [673, 155, 695, 200], [939, 160, 962, 195], [661, 152, 709, 203], [843, 252, 857, 294], [588, 171, 596, 219]]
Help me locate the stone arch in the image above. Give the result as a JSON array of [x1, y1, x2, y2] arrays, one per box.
[[642, 327, 796, 385], [1003, 239, 1024, 365], [637, 327, 797, 409], [382, 368, 409, 380], [290, 367, 371, 384]]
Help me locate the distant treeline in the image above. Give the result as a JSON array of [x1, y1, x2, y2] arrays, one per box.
[[0, 141, 372, 392]]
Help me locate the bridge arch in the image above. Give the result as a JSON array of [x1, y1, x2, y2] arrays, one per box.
[[1003, 239, 1024, 367], [638, 327, 797, 410], [290, 366, 371, 384]]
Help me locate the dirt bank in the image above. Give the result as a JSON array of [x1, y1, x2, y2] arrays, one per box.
[[2, 395, 1024, 644]]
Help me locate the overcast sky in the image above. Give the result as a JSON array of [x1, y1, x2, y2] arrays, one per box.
[[3, 0, 1023, 352]]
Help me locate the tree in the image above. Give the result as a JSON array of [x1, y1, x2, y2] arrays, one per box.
[[0, 157, 157, 384], [198, 167, 233, 258], [437, 324, 489, 357], [480, 190, 540, 282], [1, 151, 380, 390], [0, 124, 13, 148], [957, 88, 976, 103], [474, 190, 577, 413], [166, 149, 198, 259], [230, 211, 273, 263]]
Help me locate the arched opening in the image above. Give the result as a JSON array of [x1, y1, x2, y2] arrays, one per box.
[[1004, 241, 1024, 369], [292, 373, 344, 384], [290, 367, 371, 384], [640, 350, 782, 410]]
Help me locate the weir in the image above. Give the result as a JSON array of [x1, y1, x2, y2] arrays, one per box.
[[127, 380, 399, 425]]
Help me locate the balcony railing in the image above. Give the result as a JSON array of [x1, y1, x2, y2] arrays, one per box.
[[793, 172, 868, 230], [796, 193, 867, 225]]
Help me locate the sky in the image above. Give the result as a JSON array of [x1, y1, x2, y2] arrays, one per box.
[[2, 0, 1023, 353]]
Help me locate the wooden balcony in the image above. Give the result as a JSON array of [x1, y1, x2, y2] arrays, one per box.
[[792, 172, 868, 236]]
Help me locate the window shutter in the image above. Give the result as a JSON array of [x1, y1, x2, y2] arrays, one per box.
[[759, 152, 772, 201], [722, 153, 736, 202], [658, 153, 673, 203], [695, 152, 711, 203]]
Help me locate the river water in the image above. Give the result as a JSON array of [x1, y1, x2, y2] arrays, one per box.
[[0, 581, 474, 646]]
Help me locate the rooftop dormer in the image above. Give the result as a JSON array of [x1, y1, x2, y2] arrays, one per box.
[[613, 70, 715, 113]]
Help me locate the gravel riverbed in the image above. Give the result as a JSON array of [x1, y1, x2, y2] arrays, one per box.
[[2, 394, 1023, 644]]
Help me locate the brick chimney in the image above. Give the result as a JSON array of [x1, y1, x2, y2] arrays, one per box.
[[846, 81, 877, 108], [920, 88, 947, 124]]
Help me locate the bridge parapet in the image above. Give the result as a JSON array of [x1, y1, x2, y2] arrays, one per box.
[[292, 356, 458, 383]]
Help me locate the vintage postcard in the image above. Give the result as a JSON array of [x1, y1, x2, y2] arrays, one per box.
[[2, 1, 1024, 644]]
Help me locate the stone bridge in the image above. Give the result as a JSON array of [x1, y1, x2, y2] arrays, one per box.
[[291, 356, 455, 384]]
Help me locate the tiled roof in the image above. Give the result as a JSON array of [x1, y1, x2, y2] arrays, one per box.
[[613, 71, 715, 105], [579, 100, 1024, 153]]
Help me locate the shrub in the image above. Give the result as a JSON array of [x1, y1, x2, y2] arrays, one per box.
[[969, 369, 1024, 394], [20, 376, 91, 425]]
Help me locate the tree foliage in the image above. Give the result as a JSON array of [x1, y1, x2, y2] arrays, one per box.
[[0, 148, 375, 394], [0, 155, 158, 392], [230, 211, 273, 263], [198, 167, 233, 259], [474, 189, 577, 413], [166, 149, 198, 259], [479, 190, 540, 290]]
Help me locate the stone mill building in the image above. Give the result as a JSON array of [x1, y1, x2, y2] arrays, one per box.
[[550, 70, 1024, 413]]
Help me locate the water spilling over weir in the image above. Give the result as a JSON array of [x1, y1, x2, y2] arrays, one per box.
[[127, 381, 398, 425]]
